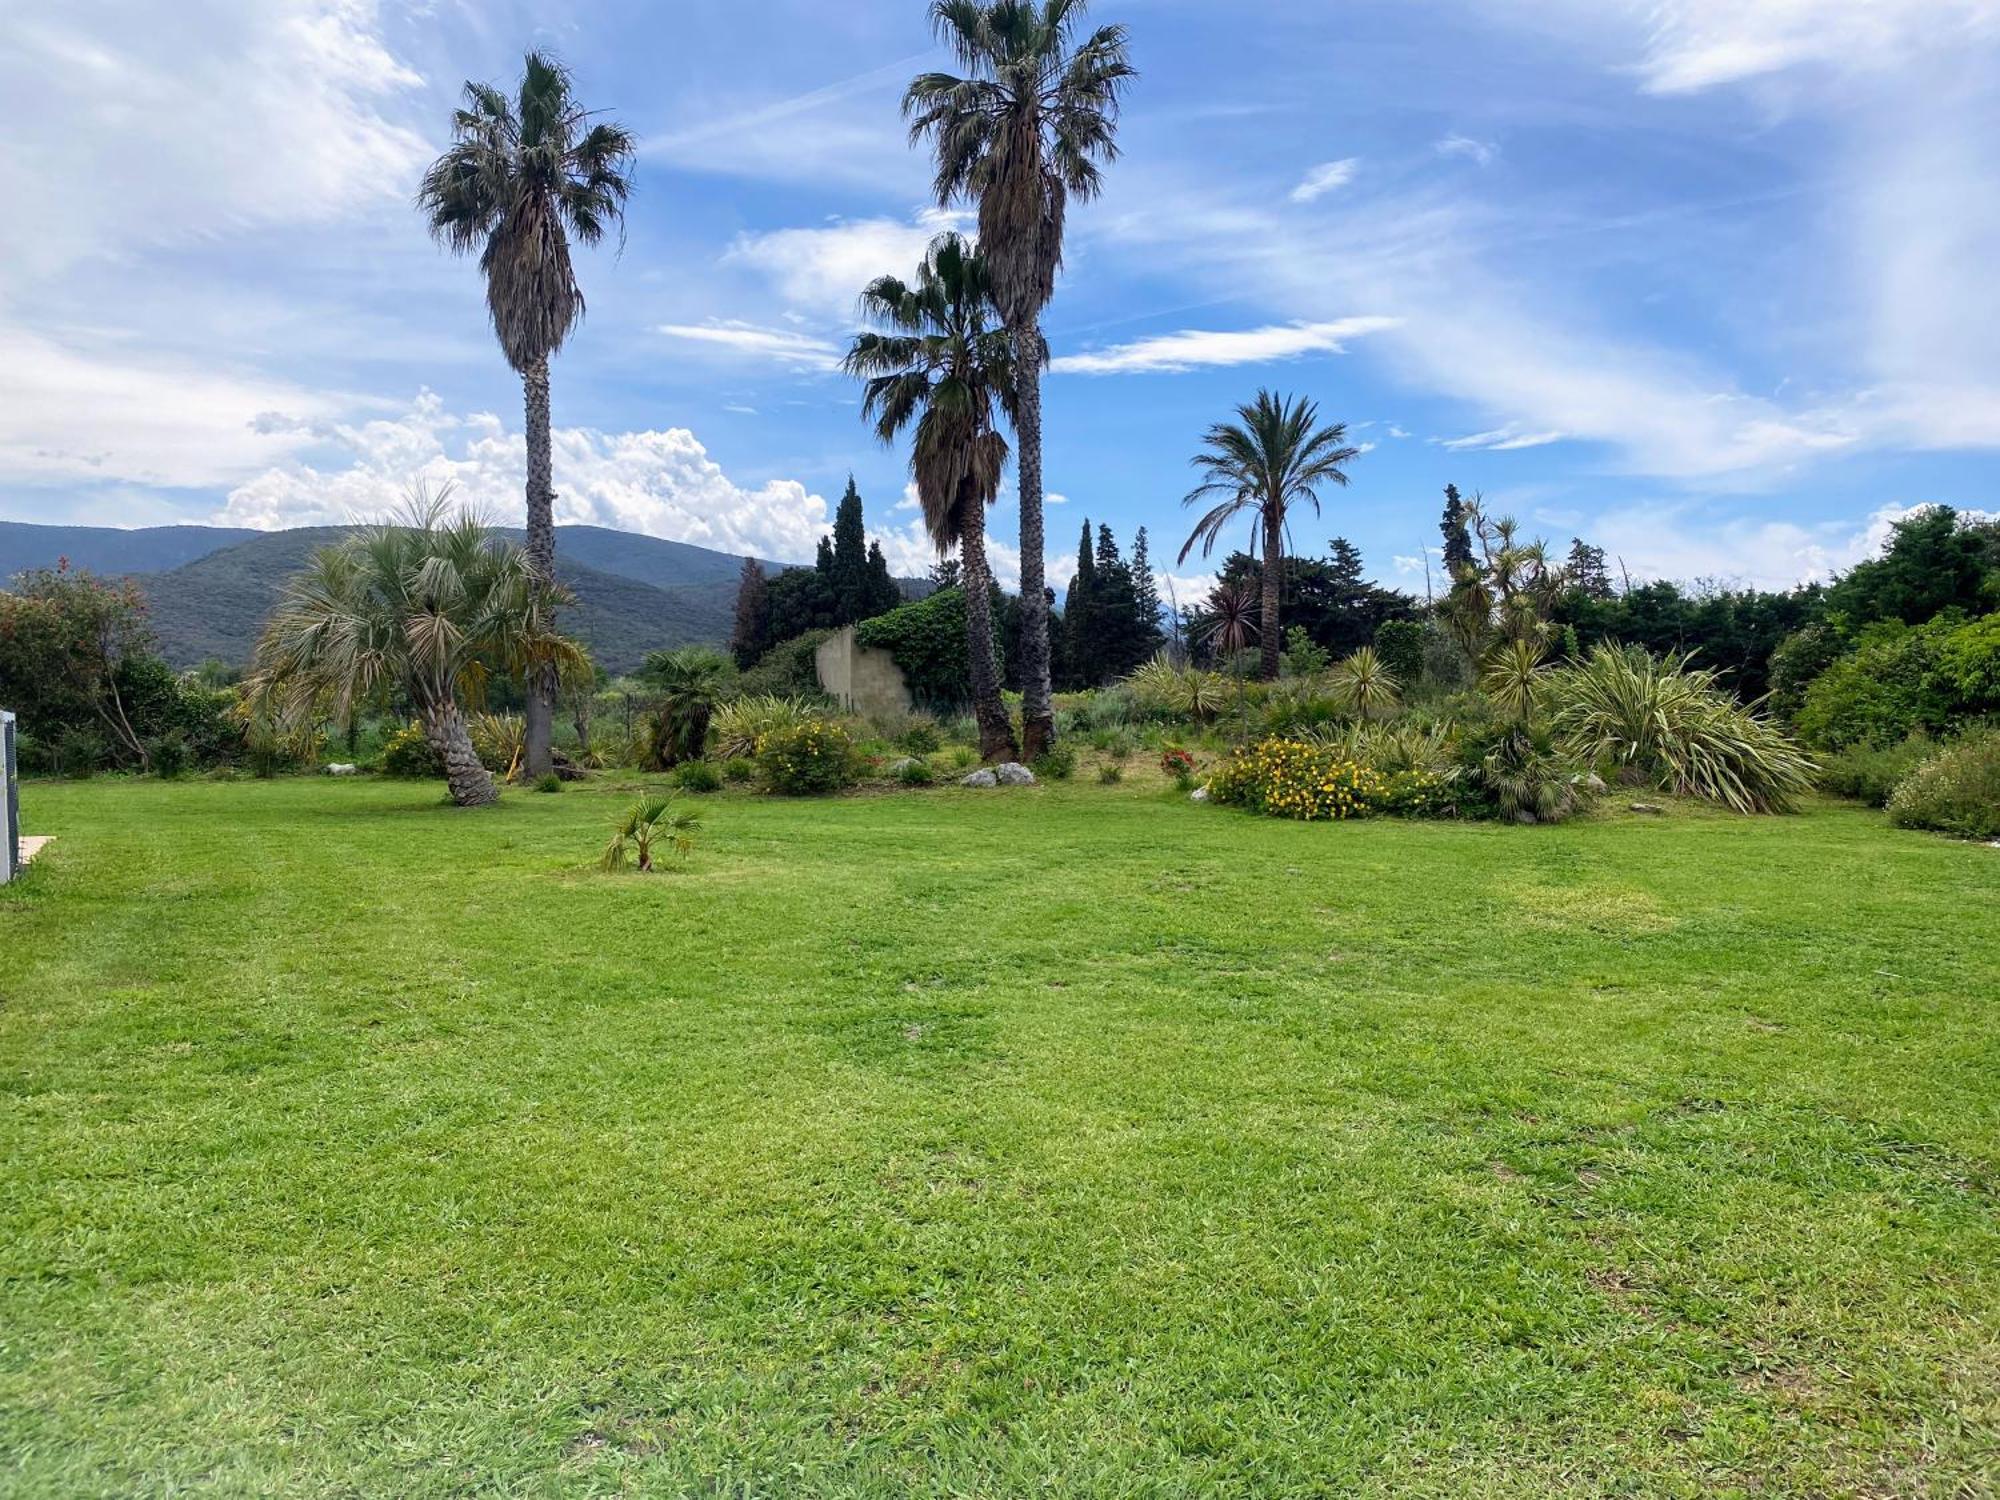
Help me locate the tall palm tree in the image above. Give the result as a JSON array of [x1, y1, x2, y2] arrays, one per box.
[[1179, 390, 1362, 681], [416, 51, 635, 780], [844, 233, 1022, 761], [906, 0, 1136, 758], [246, 490, 583, 808]]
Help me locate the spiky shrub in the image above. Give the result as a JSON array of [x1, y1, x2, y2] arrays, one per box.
[[1330, 646, 1401, 722], [1478, 722, 1592, 825], [600, 792, 699, 873], [1549, 645, 1815, 814], [1887, 731, 2000, 839], [755, 718, 856, 796], [710, 695, 819, 760], [470, 712, 526, 778], [897, 757, 936, 787], [1129, 653, 1228, 721], [643, 647, 729, 769]]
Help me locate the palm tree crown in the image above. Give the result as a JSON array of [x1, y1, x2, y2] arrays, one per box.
[[416, 51, 636, 372], [905, 0, 1135, 327], [1180, 390, 1362, 680]]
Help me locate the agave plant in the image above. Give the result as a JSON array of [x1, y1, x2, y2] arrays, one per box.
[[1549, 644, 1815, 814], [600, 792, 700, 873], [1330, 646, 1401, 722], [710, 695, 820, 759], [470, 712, 526, 780]]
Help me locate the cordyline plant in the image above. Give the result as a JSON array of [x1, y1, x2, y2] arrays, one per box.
[[245, 490, 583, 807]]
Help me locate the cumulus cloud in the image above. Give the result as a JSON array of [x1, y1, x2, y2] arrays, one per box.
[[1290, 158, 1358, 203], [725, 208, 971, 318], [215, 391, 838, 564], [1052, 317, 1398, 376]]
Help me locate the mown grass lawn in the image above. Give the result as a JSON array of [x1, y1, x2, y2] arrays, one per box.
[[1, 773, 1995, 1497]]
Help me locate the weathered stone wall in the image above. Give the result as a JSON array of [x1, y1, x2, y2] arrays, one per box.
[[814, 627, 912, 723]]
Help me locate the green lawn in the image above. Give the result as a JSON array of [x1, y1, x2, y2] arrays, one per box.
[[2, 775, 1996, 1497]]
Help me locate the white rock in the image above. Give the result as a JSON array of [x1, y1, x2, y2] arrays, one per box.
[[994, 762, 1037, 786], [324, 763, 359, 776], [1189, 787, 1209, 802], [960, 768, 999, 788]]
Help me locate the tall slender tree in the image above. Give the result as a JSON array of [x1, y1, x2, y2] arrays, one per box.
[[830, 476, 871, 622], [417, 52, 635, 778], [1179, 390, 1361, 680], [1062, 517, 1097, 686], [1129, 525, 1163, 657], [729, 556, 770, 668], [843, 233, 1023, 760], [906, 0, 1136, 757]]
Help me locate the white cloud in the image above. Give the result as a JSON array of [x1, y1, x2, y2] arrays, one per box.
[[656, 320, 842, 370], [1623, 0, 2000, 94], [215, 391, 838, 564], [1052, 317, 1399, 376], [1289, 158, 1358, 203], [0, 326, 342, 489], [1435, 134, 1497, 166], [725, 209, 970, 318], [1438, 425, 1568, 452], [1046, 490, 1070, 505], [1387, 424, 1413, 439]]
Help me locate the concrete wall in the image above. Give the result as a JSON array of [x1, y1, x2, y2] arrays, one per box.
[[814, 627, 912, 723]]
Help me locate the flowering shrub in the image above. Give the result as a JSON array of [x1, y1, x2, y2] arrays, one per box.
[[1206, 738, 1391, 821], [755, 718, 856, 795], [1160, 747, 1197, 778]]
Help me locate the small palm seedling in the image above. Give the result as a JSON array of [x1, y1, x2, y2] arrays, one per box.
[[600, 792, 700, 873]]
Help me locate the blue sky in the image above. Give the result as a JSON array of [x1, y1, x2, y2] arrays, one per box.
[[2, 0, 1996, 598]]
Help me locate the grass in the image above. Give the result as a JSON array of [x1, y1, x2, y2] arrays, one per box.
[[2, 774, 1996, 1497]]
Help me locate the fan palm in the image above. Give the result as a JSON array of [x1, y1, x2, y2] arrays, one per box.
[[906, 0, 1136, 757], [417, 51, 635, 780], [600, 792, 700, 873], [1179, 390, 1361, 681], [641, 646, 729, 769], [844, 232, 1022, 760], [246, 490, 583, 807]]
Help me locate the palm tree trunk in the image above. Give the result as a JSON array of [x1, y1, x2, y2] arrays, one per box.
[[423, 702, 498, 807], [958, 489, 1019, 762], [1260, 508, 1284, 681], [522, 354, 557, 780], [1013, 320, 1056, 759]]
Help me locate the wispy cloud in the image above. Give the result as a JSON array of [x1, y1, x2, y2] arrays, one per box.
[[1438, 425, 1567, 452], [1052, 317, 1398, 376], [1435, 134, 1498, 166], [1621, 0, 2000, 94], [1289, 158, 1358, 203], [656, 320, 842, 371]]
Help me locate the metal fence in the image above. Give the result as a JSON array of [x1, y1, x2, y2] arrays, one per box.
[[1, 710, 17, 884]]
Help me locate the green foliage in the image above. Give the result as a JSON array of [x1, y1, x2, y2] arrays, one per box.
[[642, 647, 730, 768], [379, 724, 444, 779], [1824, 505, 2000, 629], [534, 772, 564, 794], [1280, 625, 1331, 676], [1096, 763, 1123, 784], [600, 792, 700, 873], [711, 695, 821, 760], [1768, 622, 1846, 720], [1373, 618, 1424, 685], [1887, 731, 2000, 839], [0, 563, 168, 770], [756, 718, 856, 796], [1474, 722, 1594, 825], [731, 629, 833, 699], [1796, 621, 1950, 749], [1329, 645, 1401, 721], [1549, 645, 1816, 814], [895, 757, 935, 787], [855, 587, 984, 710], [1207, 738, 1393, 820], [674, 760, 723, 793], [720, 756, 755, 785], [1816, 735, 1936, 807], [895, 716, 944, 756], [1030, 744, 1076, 781], [1934, 612, 2000, 707], [1128, 653, 1228, 721]]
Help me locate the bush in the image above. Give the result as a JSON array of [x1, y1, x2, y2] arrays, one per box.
[[756, 718, 856, 795], [1207, 738, 1390, 820], [1797, 621, 1950, 749], [674, 759, 723, 793], [734, 629, 833, 698], [949, 745, 977, 770], [1887, 731, 2000, 839], [712, 695, 820, 759], [534, 772, 564, 794], [1473, 722, 1595, 825], [1550, 645, 1815, 813], [1097, 763, 1123, 785], [855, 588, 977, 710], [1031, 744, 1076, 780], [1375, 619, 1425, 686], [1129, 653, 1228, 721], [380, 723, 444, 779], [895, 716, 944, 756], [1160, 746, 1197, 789], [721, 756, 755, 784], [896, 757, 935, 787], [1817, 734, 1935, 807], [148, 733, 191, 779]]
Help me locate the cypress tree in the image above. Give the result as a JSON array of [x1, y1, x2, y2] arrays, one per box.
[[815, 535, 835, 576], [830, 476, 869, 622], [1130, 526, 1164, 660], [864, 540, 900, 617], [1063, 519, 1097, 688], [1440, 484, 1475, 576], [729, 556, 769, 668]]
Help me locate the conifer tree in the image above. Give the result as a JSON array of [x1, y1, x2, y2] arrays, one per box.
[[830, 476, 870, 622], [1130, 526, 1164, 658], [1063, 520, 1098, 688], [864, 540, 900, 617], [729, 556, 769, 668], [1440, 484, 1475, 575]]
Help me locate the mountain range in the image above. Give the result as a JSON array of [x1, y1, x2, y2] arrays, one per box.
[[0, 521, 792, 674]]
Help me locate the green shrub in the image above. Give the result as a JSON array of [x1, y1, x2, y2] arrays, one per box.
[[1550, 645, 1815, 813], [1129, 653, 1228, 721], [1472, 722, 1594, 825], [756, 718, 856, 795], [534, 772, 563, 794], [380, 723, 444, 779], [1374, 619, 1426, 688], [148, 733, 190, 779], [950, 745, 977, 770], [1279, 626, 1330, 677], [1935, 613, 2000, 710], [855, 588, 977, 709], [1103, 731, 1134, 761], [721, 756, 755, 784], [1097, 763, 1123, 785], [711, 695, 819, 759], [1887, 731, 2000, 839], [1207, 738, 1391, 820], [1797, 621, 1950, 749], [1816, 734, 1935, 807], [1031, 744, 1076, 780], [674, 759, 723, 793], [896, 716, 944, 756], [733, 630, 833, 698], [896, 757, 935, 787]]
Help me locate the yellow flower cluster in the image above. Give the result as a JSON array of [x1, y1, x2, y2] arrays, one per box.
[[1208, 738, 1392, 821]]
